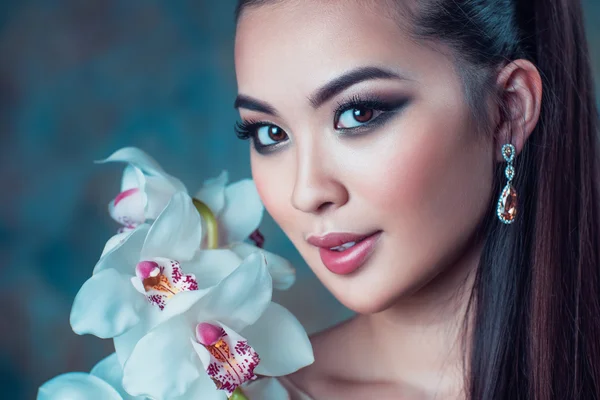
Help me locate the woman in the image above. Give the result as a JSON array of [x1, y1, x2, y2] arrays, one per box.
[[233, 0, 600, 399]]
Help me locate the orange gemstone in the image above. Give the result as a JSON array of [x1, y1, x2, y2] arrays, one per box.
[[498, 184, 518, 222]]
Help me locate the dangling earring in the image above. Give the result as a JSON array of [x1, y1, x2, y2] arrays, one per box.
[[496, 143, 517, 224]]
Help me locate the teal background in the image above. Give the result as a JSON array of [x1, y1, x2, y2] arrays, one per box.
[[0, 1, 598, 398]]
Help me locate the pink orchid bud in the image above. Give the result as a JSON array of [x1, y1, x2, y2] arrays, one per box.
[[113, 188, 139, 206], [109, 188, 145, 228], [196, 323, 225, 346]]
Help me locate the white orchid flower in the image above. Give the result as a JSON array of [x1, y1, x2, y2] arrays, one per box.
[[98, 147, 186, 232], [122, 252, 314, 400], [98, 148, 294, 290], [194, 171, 263, 247], [38, 354, 291, 400], [37, 353, 143, 400], [195, 171, 295, 290], [70, 192, 244, 365]]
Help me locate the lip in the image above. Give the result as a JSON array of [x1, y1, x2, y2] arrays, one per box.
[[307, 231, 378, 248], [309, 230, 383, 275]]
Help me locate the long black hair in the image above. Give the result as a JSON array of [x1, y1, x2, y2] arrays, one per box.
[[235, 1, 600, 398]]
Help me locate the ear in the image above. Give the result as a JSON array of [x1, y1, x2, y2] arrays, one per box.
[[493, 59, 543, 162]]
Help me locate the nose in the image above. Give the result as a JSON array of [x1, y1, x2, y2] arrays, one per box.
[[290, 141, 349, 214]]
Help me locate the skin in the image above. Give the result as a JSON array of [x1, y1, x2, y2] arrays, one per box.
[[234, 1, 542, 398]]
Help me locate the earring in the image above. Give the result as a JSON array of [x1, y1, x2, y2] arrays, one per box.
[[496, 143, 517, 224]]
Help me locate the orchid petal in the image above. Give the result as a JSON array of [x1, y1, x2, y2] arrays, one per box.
[[101, 231, 133, 259], [114, 288, 210, 367], [109, 188, 146, 228], [89, 353, 120, 383], [70, 269, 145, 338], [120, 165, 142, 192], [140, 192, 202, 261], [243, 302, 314, 376], [221, 180, 264, 243], [94, 225, 150, 275], [243, 378, 290, 400], [129, 276, 145, 295], [186, 249, 243, 289], [158, 287, 211, 321], [228, 242, 296, 290], [122, 316, 201, 399], [97, 147, 172, 179], [194, 170, 229, 217], [113, 321, 149, 368], [187, 252, 272, 332], [171, 380, 225, 400], [143, 174, 180, 219], [90, 353, 138, 400], [37, 372, 122, 400]]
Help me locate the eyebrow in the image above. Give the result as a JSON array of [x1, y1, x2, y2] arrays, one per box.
[[233, 95, 279, 116], [309, 66, 407, 108], [234, 66, 408, 115]]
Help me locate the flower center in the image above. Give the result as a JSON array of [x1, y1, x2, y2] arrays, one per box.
[[195, 323, 260, 396], [136, 261, 179, 295], [135, 259, 198, 310]]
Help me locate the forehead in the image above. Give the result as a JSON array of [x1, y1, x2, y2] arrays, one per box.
[[234, 1, 432, 97]]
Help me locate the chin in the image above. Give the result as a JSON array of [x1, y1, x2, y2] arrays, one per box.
[[325, 278, 409, 315], [341, 295, 395, 315], [300, 240, 445, 315], [320, 261, 442, 316]]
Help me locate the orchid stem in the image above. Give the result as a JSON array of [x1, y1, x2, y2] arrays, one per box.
[[230, 387, 250, 400], [192, 198, 219, 249]]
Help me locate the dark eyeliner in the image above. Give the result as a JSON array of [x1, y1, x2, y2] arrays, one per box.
[[234, 119, 288, 154], [333, 94, 409, 133]]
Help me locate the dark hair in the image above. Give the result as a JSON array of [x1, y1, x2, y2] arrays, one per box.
[[236, 1, 600, 399]]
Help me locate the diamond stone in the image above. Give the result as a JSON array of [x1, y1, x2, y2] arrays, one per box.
[[497, 183, 517, 224]]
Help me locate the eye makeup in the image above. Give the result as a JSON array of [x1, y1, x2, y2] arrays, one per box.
[[235, 119, 290, 154], [333, 93, 410, 134], [234, 92, 410, 154]]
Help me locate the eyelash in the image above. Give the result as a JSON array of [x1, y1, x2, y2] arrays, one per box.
[[332, 94, 402, 130], [234, 119, 264, 141], [234, 94, 407, 151]]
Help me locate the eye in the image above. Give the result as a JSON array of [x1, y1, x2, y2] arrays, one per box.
[[256, 125, 288, 146], [335, 106, 383, 129], [235, 120, 289, 152]]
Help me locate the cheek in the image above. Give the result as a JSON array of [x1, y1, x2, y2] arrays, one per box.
[[332, 104, 494, 312], [373, 138, 489, 224], [353, 101, 493, 235]]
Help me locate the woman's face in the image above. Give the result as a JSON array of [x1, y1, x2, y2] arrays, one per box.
[[234, 1, 495, 314]]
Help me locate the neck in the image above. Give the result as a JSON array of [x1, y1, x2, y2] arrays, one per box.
[[360, 237, 483, 396]]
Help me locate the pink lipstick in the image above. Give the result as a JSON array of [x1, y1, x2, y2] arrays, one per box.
[[307, 230, 383, 275]]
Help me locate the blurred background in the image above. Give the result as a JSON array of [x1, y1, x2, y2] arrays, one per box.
[[0, 1, 598, 398]]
